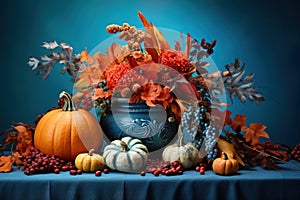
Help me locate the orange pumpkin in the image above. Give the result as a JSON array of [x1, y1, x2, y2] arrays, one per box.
[[34, 91, 103, 161], [212, 152, 239, 175]]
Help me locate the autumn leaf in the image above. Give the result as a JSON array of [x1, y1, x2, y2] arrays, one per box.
[[242, 123, 269, 147], [230, 114, 247, 132], [74, 78, 90, 89], [217, 138, 245, 166], [80, 49, 94, 64], [13, 151, 23, 167], [0, 155, 14, 172], [107, 43, 130, 64], [156, 86, 173, 109], [129, 87, 142, 104], [184, 33, 192, 59], [172, 80, 201, 101], [224, 110, 232, 126], [170, 100, 182, 122], [140, 82, 162, 107], [4, 132, 17, 143], [14, 125, 33, 156], [92, 88, 112, 100], [138, 11, 170, 54]]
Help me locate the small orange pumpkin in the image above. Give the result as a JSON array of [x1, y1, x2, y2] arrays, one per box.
[[212, 152, 239, 175], [34, 91, 103, 161]]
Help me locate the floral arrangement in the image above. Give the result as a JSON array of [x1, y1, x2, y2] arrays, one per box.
[[0, 11, 298, 174]]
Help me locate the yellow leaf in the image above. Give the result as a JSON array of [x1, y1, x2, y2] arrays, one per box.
[[74, 78, 90, 88], [217, 138, 245, 166]]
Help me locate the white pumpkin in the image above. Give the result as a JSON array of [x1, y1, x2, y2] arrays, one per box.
[[162, 127, 201, 169], [103, 136, 148, 173]]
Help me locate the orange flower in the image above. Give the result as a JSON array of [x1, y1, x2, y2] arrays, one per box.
[[156, 86, 173, 109], [131, 82, 174, 108], [104, 62, 132, 90], [160, 49, 191, 73], [140, 82, 162, 107]]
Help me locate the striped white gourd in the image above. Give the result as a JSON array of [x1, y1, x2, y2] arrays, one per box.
[[103, 137, 149, 173]]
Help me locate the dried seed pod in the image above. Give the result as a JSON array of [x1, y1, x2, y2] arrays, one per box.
[[106, 23, 145, 51]]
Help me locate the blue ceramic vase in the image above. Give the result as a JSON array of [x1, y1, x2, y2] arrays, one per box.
[[100, 98, 179, 152]]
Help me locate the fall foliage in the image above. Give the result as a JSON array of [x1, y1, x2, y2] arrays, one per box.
[[242, 123, 269, 147], [0, 123, 34, 172], [0, 155, 14, 172]]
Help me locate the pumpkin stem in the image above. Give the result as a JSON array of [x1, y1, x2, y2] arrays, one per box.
[[88, 149, 95, 156], [120, 141, 129, 152], [59, 91, 77, 111], [177, 125, 184, 147], [222, 152, 229, 160]]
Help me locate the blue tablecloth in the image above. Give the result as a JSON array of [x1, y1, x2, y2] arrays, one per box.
[[1, 162, 300, 200]]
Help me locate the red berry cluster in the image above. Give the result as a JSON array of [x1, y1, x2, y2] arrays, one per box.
[[95, 168, 109, 177], [23, 147, 76, 175], [146, 160, 183, 176], [69, 169, 82, 175], [195, 163, 207, 175], [291, 144, 300, 162], [57, 99, 65, 108]]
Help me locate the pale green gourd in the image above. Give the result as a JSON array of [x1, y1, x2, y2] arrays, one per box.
[[162, 126, 201, 169], [103, 137, 149, 173]]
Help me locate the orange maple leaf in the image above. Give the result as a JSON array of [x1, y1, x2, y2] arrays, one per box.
[[14, 125, 33, 156], [0, 155, 14, 172], [230, 114, 247, 132], [242, 123, 269, 147]]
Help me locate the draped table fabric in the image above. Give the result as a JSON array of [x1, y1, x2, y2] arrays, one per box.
[[1, 162, 300, 200]]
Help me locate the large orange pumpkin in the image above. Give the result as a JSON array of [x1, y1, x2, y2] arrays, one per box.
[[34, 91, 103, 161]]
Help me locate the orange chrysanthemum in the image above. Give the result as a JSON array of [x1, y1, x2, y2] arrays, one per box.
[[104, 62, 132, 90], [160, 49, 191, 73]]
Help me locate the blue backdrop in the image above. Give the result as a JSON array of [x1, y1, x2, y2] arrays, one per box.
[[1, 0, 299, 146]]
